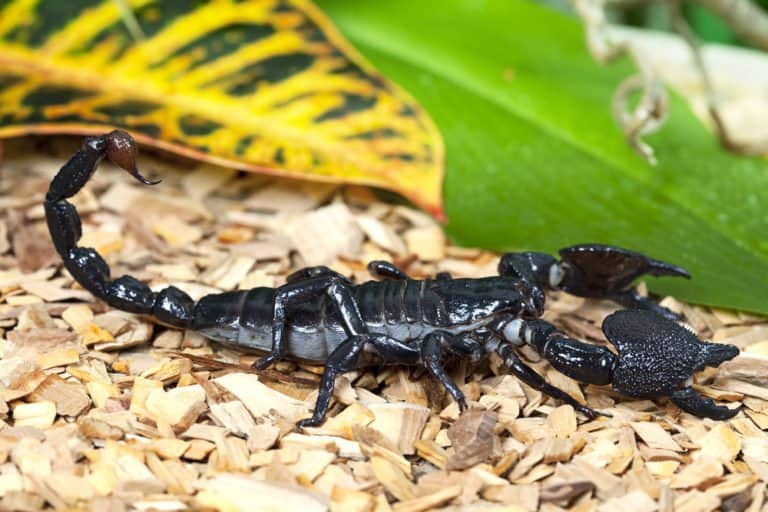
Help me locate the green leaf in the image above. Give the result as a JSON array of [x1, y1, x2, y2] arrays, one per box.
[[317, 0, 768, 314]]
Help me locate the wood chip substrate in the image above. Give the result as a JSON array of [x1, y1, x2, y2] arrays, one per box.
[[0, 138, 767, 511]]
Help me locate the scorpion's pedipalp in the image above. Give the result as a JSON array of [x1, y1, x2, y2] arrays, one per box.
[[558, 244, 690, 295], [603, 309, 739, 418], [557, 244, 690, 319]]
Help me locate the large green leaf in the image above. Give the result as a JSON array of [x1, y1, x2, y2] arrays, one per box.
[[318, 0, 768, 314]]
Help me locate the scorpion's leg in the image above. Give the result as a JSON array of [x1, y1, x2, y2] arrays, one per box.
[[368, 260, 451, 281], [253, 274, 359, 370], [298, 334, 419, 428], [420, 331, 485, 411], [495, 341, 602, 418]]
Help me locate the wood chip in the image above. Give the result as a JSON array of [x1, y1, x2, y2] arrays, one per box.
[[287, 203, 364, 265], [13, 401, 56, 429], [403, 226, 445, 262], [367, 402, 429, 455], [630, 422, 683, 451], [670, 456, 724, 488], [392, 485, 462, 512], [446, 410, 497, 470], [370, 455, 415, 501], [61, 305, 114, 345], [151, 216, 203, 247], [696, 423, 741, 463]]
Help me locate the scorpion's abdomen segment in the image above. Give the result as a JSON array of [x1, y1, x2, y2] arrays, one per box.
[[193, 288, 346, 362], [193, 290, 250, 341]]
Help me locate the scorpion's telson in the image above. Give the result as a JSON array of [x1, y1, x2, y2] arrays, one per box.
[[45, 131, 741, 428]]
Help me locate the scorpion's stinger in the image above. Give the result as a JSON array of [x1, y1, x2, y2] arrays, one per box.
[[45, 131, 194, 328], [102, 130, 162, 185]]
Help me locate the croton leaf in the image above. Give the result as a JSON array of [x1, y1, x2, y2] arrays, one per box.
[[0, 0, 444, 217]]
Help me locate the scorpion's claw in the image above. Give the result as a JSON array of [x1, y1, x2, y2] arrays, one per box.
[[558, 244, 690, 319], [603, 310, 739, 420], [104, 130, 161, 186], [671, 387, 741, 420], [558, 243, 690, 296]]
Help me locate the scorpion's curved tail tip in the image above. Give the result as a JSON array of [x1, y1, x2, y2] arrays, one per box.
[[105, 130, 161, 186]]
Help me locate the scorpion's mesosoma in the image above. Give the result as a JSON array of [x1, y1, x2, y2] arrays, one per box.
[[44, 131, 741, 427]]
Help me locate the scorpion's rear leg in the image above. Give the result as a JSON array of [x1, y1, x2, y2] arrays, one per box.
[[298, 334, 419, 428], [421, 331, 485, 412]]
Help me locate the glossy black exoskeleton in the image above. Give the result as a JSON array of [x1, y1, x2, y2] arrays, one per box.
[[45, 131, 741, 427]]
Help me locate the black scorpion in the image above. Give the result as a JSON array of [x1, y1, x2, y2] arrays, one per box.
[[45, 131, 741, 427]]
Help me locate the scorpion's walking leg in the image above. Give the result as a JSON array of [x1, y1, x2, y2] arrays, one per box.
[[298, 333, 419, 428], [253, 275, 358, 370], [420, 331, 484, 411], [495, 341, 602, 418]]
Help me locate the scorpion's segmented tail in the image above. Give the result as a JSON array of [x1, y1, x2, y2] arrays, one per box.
[[45, 131, 195, 328]]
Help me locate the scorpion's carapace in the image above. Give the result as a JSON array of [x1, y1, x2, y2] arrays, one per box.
[[45, 131, 741, 427]]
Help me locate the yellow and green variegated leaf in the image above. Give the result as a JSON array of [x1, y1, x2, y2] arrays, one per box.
[[0, 0, 444, 216]]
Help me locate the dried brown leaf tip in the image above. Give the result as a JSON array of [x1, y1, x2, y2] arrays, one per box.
[[1, 142, 767, 510]]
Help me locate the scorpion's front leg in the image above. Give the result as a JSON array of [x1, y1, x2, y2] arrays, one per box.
[[498, 244, 690, 320]]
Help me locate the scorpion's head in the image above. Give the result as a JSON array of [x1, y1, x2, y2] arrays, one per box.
[[498, 251, 561, 290]]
